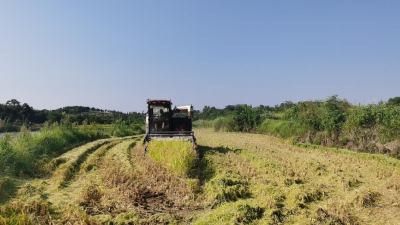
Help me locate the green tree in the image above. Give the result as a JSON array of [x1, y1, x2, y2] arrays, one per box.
[[321, 95, 350, 138], [388, 97, 400, 106], [6, 99, 20, 107], [20, 103, 33, 122], [233, 105, 261, 132]]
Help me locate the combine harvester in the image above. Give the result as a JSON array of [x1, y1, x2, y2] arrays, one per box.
[[143, 99, 198, 154]]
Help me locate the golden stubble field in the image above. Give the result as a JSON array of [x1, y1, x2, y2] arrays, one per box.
[[1, 128, 400, 224]]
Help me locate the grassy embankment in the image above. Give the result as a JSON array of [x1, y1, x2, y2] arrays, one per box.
[[0, 121, 143, 177], [2, 128, 400, 224], [201, 96, 400, 155]]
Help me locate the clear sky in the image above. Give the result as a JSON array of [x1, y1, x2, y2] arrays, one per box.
[[1, 1, 399, 112]]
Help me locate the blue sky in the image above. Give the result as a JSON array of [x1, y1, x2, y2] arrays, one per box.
[[1, 1, 399, 112]]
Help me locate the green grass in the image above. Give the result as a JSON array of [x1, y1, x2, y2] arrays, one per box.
[[77, 123, 144, 137], [193, 120, 213, 128], [147, 140, 197, 177], [259, 119, 308, 139]]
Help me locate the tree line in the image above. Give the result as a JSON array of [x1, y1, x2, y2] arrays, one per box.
[[0, 99, 145, 131], [193, 100, 296, 121]]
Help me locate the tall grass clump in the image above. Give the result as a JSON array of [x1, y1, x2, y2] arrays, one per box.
[[147, 140, 197, 177]]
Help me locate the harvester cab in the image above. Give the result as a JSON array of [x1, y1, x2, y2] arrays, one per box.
[[143, 99, 198, 155]]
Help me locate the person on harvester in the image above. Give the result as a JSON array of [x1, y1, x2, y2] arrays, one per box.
[[155, 109, 167, 131]]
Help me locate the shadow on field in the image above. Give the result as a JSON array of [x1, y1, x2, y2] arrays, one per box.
[[194, 145, 216, 184], [198, 145, 243, 157], [195, 145, 243, 185], [0, 178, 20, 204]]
